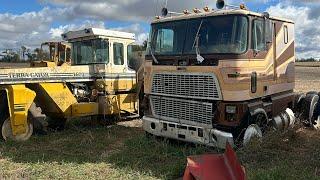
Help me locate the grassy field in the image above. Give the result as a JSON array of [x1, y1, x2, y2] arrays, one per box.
[[1, 65, 320, 179]]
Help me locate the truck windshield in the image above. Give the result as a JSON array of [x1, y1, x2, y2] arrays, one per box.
[[150, 15, 248, 55], [72, 39, 109, 65]]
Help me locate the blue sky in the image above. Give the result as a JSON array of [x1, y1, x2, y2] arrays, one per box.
[[0, 0, 319, 58]]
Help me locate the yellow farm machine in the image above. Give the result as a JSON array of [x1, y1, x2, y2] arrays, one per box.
[[0, 28, 139, 141]]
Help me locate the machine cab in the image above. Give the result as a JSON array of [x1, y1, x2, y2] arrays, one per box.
[[30, 41, 71, 67], [62, 28, 136, 74]]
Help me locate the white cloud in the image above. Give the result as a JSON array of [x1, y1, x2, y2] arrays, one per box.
[[267, 3, 320, 58], [0, 0, 319, 58], [40, 0, 216, 21], [111, 23, 149, 44]]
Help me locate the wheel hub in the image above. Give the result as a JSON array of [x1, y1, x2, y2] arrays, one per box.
[[243, 124, 262, 146]]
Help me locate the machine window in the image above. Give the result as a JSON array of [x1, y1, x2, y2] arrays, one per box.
[[252, 19, 266, 51], [127, 43, 145, 70], [113, 43, 124, 65], [72, 39, 109, 65], [284, 25, 288, 44]]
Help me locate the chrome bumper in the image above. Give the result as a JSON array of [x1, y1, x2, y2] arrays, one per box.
[[143, 116, 234, 149]]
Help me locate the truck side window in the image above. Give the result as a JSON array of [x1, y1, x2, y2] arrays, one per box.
[[284, 25, 288, 44], [252, 19, 266, 51], [113, 42, 124, 65], [155, 29, 174, 53]]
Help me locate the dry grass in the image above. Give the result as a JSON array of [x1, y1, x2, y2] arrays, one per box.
[[238, 126, 320, 180], [1, 66, 320, 179], [0, 120, 213, 179]]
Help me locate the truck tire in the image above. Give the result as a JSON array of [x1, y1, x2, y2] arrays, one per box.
[[302, 93, 319, 128], [294, 93, 305, 116], [234, 110, 267, 147]]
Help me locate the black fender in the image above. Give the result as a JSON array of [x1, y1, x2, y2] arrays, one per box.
[[250, 108, 268, 120], [294, 93, 305, 115], [250, 108, 269, 131]]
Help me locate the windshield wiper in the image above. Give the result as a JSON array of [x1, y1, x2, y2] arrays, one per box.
[[149, 30, 159, 64], [149, 43, 159, 64], [192, 20, 204, 63]]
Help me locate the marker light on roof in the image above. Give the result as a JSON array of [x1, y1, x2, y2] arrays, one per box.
[[183, 10, 191, 15], [239, 4, 247, 10], [203, 6, 210, 12], [193, 8, 201, 13]]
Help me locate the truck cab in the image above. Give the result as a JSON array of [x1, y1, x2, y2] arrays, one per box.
[[142, 6, 295, 148]]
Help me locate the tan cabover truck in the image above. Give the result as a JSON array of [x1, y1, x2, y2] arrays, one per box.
[[0, 28, 139, 141], [142, 5, 297, 148]]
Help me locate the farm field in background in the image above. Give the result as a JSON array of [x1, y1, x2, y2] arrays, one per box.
[[295, 61, 320, 67], [0, 63, 320, 179]]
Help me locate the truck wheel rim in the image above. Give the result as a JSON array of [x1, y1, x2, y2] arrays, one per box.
[[313, 116, 320, 129], [243, 124, 262, 146], [1, 118, 33, 141]]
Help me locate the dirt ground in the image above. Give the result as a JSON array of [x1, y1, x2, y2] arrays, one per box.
[[296, 66, 320, 92]]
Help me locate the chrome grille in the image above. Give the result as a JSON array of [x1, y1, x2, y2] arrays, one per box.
[[151, 72, 221, 100], [150, 96, 213, 128]]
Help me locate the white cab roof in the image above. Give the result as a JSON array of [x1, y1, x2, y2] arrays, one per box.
[[62, 28, 135, 41]]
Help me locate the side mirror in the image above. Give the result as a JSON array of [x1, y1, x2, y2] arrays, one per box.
[[263, 13, 272, 47], [161, 8, 168, 17]]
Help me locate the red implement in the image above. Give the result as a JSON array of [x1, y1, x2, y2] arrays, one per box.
[[183, 143, 246, 180]]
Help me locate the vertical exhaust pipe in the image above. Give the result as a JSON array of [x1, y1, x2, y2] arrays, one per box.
[[216, 0, 225, 9]]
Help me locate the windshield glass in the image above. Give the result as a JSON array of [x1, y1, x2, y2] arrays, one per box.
[[72, 39, 109, 65], [150, 15, 248, 55]]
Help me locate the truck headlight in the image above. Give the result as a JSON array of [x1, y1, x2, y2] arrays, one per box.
[[226, 105, 237, 114]]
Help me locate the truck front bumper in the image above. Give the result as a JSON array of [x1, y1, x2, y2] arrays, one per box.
[[143, 116, 234, 149]]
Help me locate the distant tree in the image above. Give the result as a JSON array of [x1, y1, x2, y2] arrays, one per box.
[[143, 40, 148, 50], [34, 48, 49, 61], [26, 50, 34, 61], [21, 46, 27, 60], [2, 51, 20, 62]]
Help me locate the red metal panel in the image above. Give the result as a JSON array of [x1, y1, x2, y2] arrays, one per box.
[[183, 143, 246, 180]]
